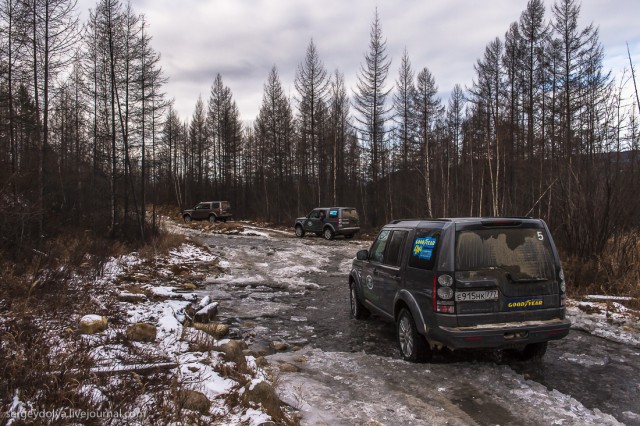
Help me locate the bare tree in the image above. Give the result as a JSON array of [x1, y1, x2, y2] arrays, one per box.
[[353, 9, 392, 225]]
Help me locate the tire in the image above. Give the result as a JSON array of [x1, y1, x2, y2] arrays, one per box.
[[295, 225, 305, 238], [323, 227, 335, 240], [209, 214, 217, 223], [183, 215, 192, 223], [350, 281, 370, 319], [396, 308, 430, 362], [519, 341, 548, 361]]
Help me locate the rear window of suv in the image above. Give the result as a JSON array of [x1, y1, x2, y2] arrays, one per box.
[[341, 209, 358, 220], [455, 228, 555, 281]]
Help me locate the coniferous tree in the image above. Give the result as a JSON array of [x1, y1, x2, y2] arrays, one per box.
[[353, 9, 392, 225]]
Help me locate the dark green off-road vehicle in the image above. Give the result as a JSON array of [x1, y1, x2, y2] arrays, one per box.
[[349, 217, 570, 362], [182, 201, 232, 223], [294, 207, 360, 240]]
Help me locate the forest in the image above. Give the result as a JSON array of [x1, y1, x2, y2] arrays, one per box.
[[1, 0, 639, 290]]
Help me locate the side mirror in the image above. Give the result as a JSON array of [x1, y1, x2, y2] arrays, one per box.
[[356, 249, 369, 261]]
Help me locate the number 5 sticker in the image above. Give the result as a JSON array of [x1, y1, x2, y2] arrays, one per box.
[[537, 231, 544, 241]]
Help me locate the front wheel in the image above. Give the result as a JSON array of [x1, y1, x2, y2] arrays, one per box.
[[323, 227, 335, 240], [350, 281, 370, 319], [397, 308, 430, 363], [208, 214, 217, 223], [295, 225, 305, 238], [183, 215, 192, 223]]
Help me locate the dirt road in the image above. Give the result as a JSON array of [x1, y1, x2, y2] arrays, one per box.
[[198, 230, 639, 425]]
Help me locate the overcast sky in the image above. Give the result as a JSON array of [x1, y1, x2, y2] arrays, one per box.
[[78, 0, 640, 123]]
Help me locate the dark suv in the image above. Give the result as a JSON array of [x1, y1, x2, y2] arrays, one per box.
[[349, 218, 570, 362], [182, 201, 232, 223], [294, 207, 360, 240]]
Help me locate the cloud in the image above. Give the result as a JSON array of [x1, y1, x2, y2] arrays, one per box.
[[75, 0, 640, 122]]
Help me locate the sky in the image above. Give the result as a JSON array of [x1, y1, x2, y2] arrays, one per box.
[[76, 0, 640, 123]]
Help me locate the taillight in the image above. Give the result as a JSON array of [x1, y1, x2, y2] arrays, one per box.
[[435, 273, 455, 314], [559, 268, 566, 306]]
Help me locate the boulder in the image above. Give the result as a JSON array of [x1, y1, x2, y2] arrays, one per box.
[[179, 389, 210, 414], [277, 362, 299, 373], [193, 322, 229, 339], [79, 315, 107, 334], [242, 381, 283, 421], [215, 340, 248, 364], [194, 302, 219, 323], [117, 292, 147, 303], [126, 323, 157, 342], [270, 342, 289, 352]]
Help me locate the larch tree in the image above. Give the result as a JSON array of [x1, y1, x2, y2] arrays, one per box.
[[353, 9, 392, 225], [294, 39, 329, 206], [414, 66, 440, 218]]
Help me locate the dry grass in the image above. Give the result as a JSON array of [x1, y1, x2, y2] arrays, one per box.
[[137, 232, 187, 260], [0, 228, 188, 422], [563, 230, 640, 308]]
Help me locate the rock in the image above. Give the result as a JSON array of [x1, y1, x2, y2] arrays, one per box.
[[292, 356, 307, 363], [193, 322, 229, 338], [248, 343, 275, 357], [270, 342, 289, 352], [277, 362, 299, 373], [183, 283, 197, 290], [117, 292, 147, 303], [79, 315, 107, 334], [179, 389, 210, 414], [126, 323, 157, 342], [255, 356, 268, 367], [194, 302, 219, 323], [196, 296, 211, 309], [242, 381, 283, 421], [215, 340, 248, 364]]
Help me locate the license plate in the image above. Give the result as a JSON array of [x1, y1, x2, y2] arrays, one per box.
[[455, 290, 499, 302]]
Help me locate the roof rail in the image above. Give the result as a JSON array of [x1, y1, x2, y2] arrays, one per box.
[[390, 218, 452, 224]]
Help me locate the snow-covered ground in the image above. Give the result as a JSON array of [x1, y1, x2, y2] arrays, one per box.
[[6, 220, 638, 425]]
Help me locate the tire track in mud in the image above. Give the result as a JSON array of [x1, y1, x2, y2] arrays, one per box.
[[198, 232, 639, 425]]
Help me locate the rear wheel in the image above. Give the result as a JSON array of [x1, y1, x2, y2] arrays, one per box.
[[350, 281, 370, 319], [295, 225, 305, 238], [323, 227, 335, 240], [397, 308, 430, 362], [519, 341, 548, 361]]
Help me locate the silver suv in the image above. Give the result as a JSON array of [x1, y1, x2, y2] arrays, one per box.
[[294, 207, 360, 240]]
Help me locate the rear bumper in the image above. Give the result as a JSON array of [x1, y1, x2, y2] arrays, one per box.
[[428, 318, 571, 349], [336, 227, 359, 235]]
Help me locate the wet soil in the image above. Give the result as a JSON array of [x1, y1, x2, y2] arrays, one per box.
[[199, 232, 640, 425]]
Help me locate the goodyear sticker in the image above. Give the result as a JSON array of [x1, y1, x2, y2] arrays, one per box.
[[505, 298, 544, 310], [413, 237, 436, 260]]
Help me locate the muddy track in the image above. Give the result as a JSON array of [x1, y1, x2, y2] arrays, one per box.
[[198, 232, 640, 425]]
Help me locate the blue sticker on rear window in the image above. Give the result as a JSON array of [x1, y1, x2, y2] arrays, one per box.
[[413, 237, 437, 260]]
